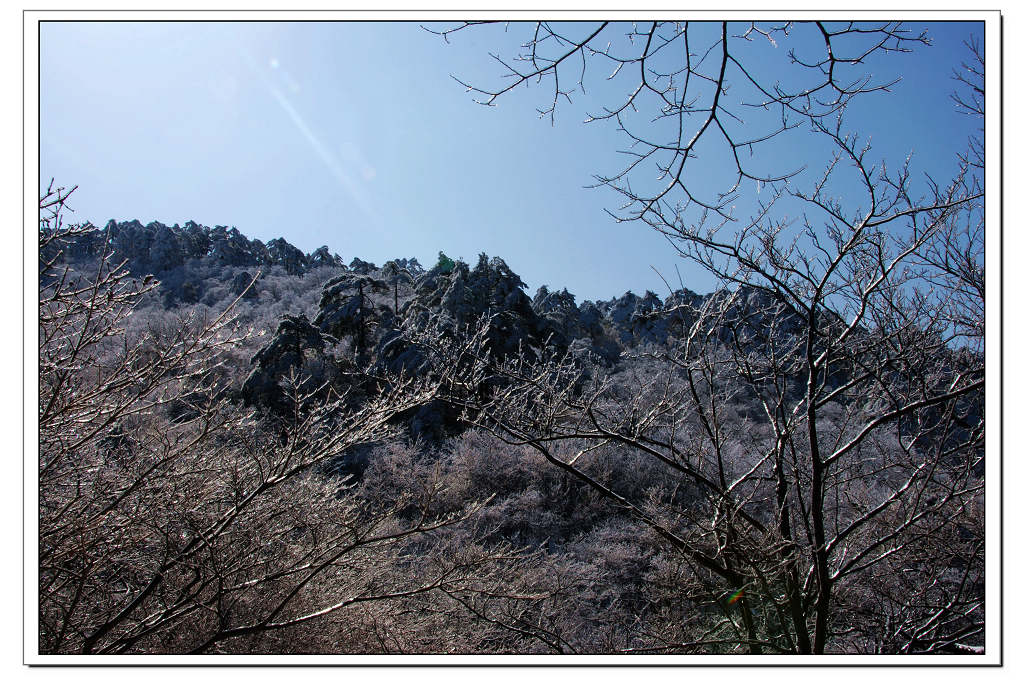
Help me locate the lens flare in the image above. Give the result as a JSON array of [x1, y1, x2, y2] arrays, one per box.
[[727, 589, 745, 605]]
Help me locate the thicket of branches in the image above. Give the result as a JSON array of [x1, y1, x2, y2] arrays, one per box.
[[36, 20, 986, 657], [37, 186, 527, 655], [426, 20, 986, 655]]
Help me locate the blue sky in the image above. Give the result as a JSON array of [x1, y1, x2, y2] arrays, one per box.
[[39, 20, 983, 302]]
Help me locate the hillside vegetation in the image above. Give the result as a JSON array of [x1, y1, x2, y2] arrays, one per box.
[[38, 194, 984, 655]]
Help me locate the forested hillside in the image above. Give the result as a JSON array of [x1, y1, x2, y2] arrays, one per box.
[[35, 16, 991, 659], [38, 189, 985, 655]]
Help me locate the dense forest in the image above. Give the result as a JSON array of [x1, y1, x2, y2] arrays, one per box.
[[38, 193, 984, 655], [37, 20, 987, 658]]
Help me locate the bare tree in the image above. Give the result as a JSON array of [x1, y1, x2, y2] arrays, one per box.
[[37, 187, 504, 655], [431, 21, 986, 654]]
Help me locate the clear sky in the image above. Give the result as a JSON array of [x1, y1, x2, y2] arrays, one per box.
[[39, 20, 983, 302]]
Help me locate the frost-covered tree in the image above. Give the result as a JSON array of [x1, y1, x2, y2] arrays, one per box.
[[37, 186, 505, 655], [432, 20, 986, 655]]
